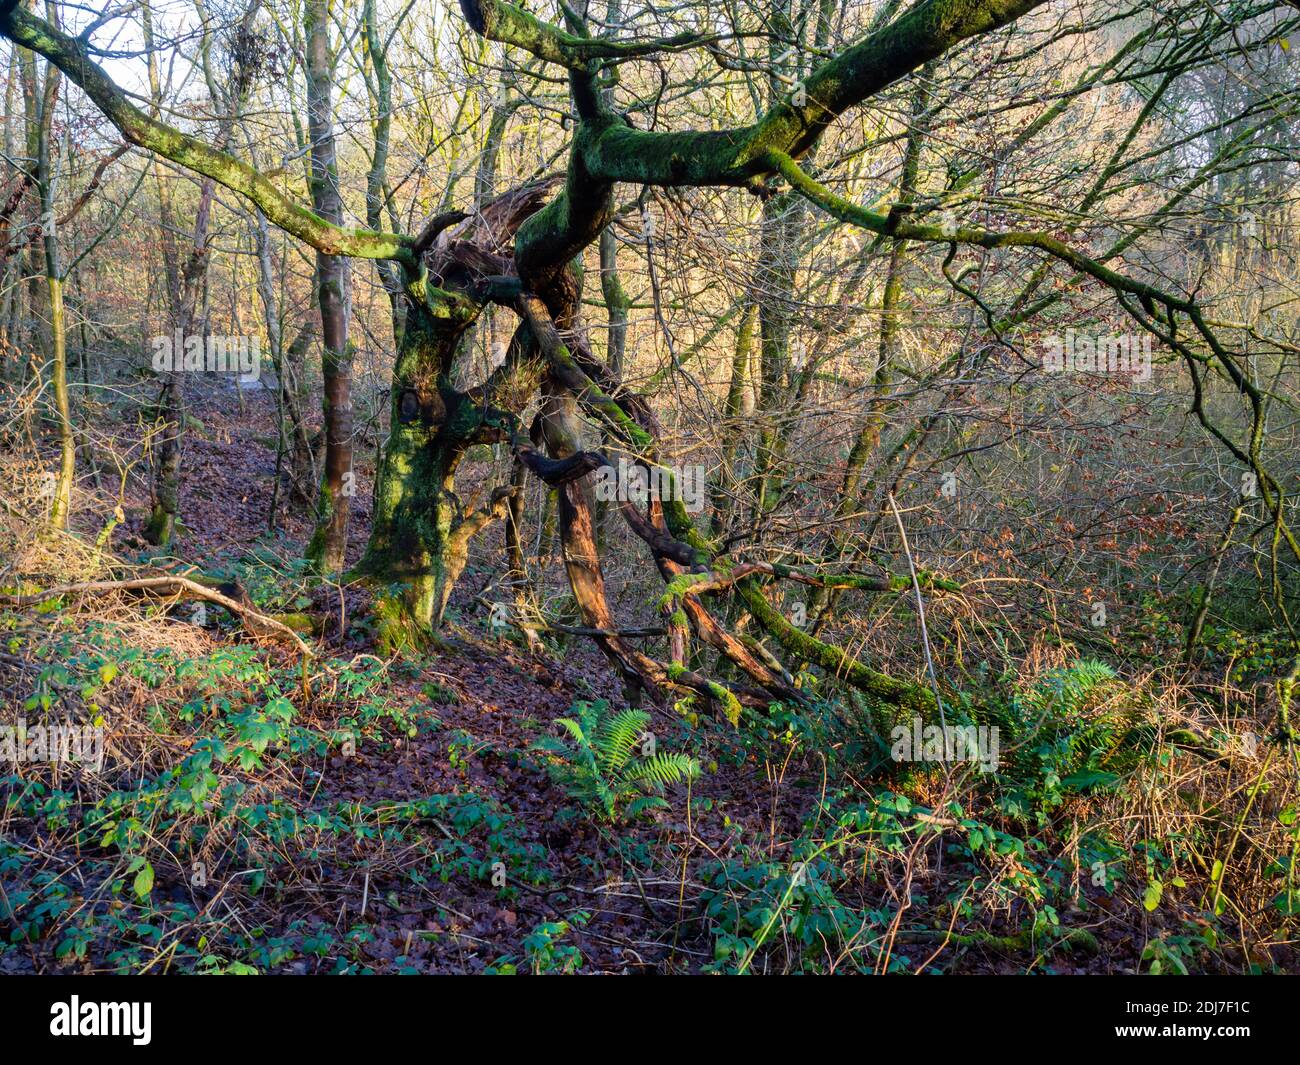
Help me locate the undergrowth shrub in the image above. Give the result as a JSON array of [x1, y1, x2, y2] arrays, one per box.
[[987, 659, 1151, 821], [0, 611, 545, 972]]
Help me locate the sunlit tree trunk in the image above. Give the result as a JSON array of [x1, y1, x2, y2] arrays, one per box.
[[302, 0, 354, 574], [363, 0, 404, 346], [30, 3, 72, 529]]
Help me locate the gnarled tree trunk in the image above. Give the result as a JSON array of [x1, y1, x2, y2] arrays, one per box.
[[355, 180, 558, 648], [357, 294, 480, 647]]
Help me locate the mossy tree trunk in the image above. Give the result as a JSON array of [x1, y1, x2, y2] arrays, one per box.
[[357, 294, 477, 648], [141, 0, 188, 547], [356, 253, 544, 648]]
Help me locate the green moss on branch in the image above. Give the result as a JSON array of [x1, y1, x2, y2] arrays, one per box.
[[0, 5, 413, 264]]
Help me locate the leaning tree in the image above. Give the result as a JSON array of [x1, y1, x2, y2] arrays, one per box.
[[4, 0, 1298, 723]]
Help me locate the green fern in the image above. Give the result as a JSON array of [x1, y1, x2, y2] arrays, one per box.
[[991, 659, 1150, 817], [1023, 659, 1117, 719], [533, 700, 701, 821]]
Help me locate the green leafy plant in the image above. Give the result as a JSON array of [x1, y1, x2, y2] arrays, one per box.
[[522, 913, 588, 974], [990, 659, 1142, 820], [533, 700, 699, 821], [1142, 924, 1217, 975]]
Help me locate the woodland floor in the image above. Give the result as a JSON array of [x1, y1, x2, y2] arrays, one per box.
[[0, 379, 1292, 975]]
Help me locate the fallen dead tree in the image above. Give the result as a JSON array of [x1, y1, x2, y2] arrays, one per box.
[[0, 576, 316, 658]]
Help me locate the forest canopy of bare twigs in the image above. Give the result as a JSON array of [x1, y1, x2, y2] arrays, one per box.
[[0, 0, 1299, 981]]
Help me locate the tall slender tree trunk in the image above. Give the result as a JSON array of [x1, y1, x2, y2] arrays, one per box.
[[303, 0, 353, 574], [364, 0, 403, 345], [44, 272, 73, 529], [33, 5, 72, 529], [0, 44, 19, 378], [41, 190, 74, 529], [139, 0, 183, 544], [712, 301, 756, 538], [18, 30, 43, 390], [598, 225, 629, 377], [251, 205, 317, 513]]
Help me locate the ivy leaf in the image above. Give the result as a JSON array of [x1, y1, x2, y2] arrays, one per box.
[[1143, 880, 1162, 912], [132, 861, 155, 900], [1273, 890, 1300, 916]]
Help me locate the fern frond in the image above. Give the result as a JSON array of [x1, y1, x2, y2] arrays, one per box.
[[1046, 660, 1116, 716], [622, 752, 700, 789], [594, 778, 617, 819], [542, 700, 705, 821], [596, 709, 650, 773], [552, 716, 589, 746], [574, 700, 602, 736], [624, 795, 670, 818]]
